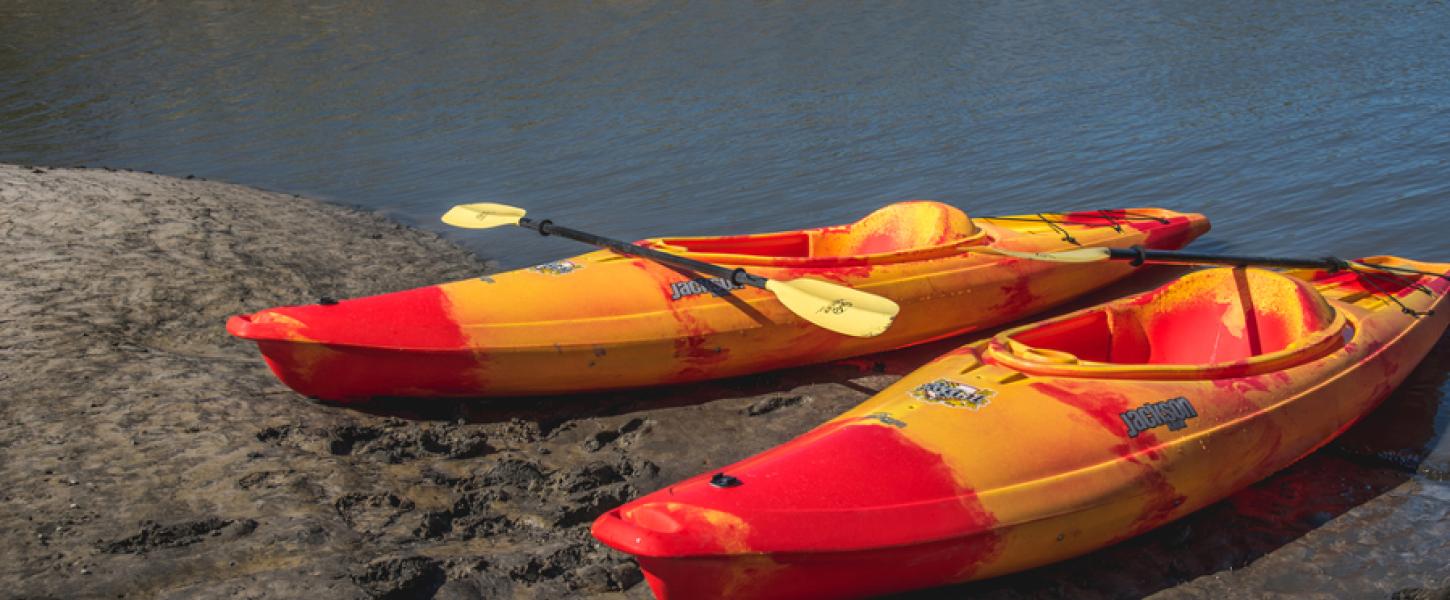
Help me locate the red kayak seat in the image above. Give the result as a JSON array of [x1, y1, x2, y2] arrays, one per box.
[[653, 201, 979, 259]]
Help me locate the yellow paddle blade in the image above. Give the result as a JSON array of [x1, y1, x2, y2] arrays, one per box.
[[987, 247, 1113, 263], [766, 278, 900, 338], [442, 203, 528, 229]]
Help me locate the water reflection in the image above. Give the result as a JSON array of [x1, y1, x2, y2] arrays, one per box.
[[1336, 330, 1450, 480]]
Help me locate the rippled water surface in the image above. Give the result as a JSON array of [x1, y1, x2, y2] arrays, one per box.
[[4, 1, 1449, 266], [3, 0, 1449, 594]]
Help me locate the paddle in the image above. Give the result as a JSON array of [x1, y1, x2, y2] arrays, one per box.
[[988, 244, 1450, 317], [441, 203, 900, 338], [988, 245, 1359, 270]]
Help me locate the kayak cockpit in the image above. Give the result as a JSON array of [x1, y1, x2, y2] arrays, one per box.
[[648, 201, 987, 265], [985, 267, 1348, 378]]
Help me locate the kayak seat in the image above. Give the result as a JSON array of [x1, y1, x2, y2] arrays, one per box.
[[652, 201, 979, 260], [810, 201, 978, 257], [1002, 268, 1340, 367]]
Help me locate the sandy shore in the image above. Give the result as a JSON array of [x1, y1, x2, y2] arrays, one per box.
[[1, 165, 1446, 599]]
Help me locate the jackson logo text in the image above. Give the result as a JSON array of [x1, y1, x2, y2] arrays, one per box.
[[1120, 396, 1198, 438], [670, 277, 745, 300]]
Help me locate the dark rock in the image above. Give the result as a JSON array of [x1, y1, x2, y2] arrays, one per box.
[[745, 395, 804, 416], [353, 556, 446, 600], [335, 493, 416, 532], [99, 518, 257, 554]]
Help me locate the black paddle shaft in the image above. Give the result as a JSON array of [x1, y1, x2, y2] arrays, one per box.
[[519, 217, 770, 288], [1113, 246, 1350, 271]]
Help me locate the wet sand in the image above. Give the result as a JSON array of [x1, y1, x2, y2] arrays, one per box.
[[1, 165, 1446, 599]]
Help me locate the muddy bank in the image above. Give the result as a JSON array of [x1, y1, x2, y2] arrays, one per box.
[[0, 165, 1446, 599]]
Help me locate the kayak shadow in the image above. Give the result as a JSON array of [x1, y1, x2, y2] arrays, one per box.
[[349, 266, 1196, 425], [347, 337, 963, 425], [896, 328, 1450, 600]]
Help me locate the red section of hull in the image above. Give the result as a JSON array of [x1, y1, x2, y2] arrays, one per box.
[[252, 341, 488, 400], [633, 533, 1000, 600], [594, 422, 1003, 599]]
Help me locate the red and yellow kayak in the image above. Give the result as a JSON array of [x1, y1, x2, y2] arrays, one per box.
[[592, 257, 1450, 600], [228, 202, 1208, 401]]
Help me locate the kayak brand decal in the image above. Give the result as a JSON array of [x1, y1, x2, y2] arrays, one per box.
[[669, 276, 745, 300], [531, 260, 580, 275], [909, 379, 993, 410], [1121, 396, 1198, 438]]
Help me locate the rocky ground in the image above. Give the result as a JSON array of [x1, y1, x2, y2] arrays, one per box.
[[1, 165, 1446, 599]]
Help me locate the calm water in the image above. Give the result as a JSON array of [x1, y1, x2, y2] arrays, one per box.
[[3, 1, 1449, 267], [3, 0, 1449, 591]]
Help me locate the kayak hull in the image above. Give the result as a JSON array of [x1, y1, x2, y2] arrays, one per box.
[[593, 257, 1450, 599], [229, 204, 1209, 401]]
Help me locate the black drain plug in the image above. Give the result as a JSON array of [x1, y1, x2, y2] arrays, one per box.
[[710, 472, 743, 488]]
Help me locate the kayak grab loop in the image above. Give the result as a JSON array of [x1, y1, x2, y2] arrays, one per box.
[[1332, 257, 1448, 318], [1352, 267, 1435, 317], [1353, 263, 1436, 296], [1038, 213, 1079, 245], [1095, 209, 1124, 232], [318, 296, 338, 305], [1113, 209, 1172, 224], [1351, 261, 1450, 280]]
